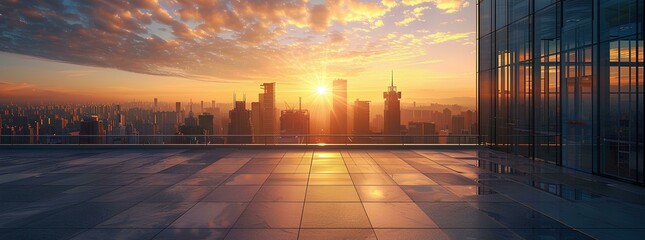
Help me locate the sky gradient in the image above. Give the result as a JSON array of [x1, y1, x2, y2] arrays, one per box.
[[0, 0, 476, 106]]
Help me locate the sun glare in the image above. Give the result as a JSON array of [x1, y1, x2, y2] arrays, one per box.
[[316, 86, 328, 95]]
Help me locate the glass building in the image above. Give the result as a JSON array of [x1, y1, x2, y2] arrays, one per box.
[[478, 0, 644, 184]]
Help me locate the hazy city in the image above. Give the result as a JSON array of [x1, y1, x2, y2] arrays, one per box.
[[0, 79, 477, 145], [0, 0, 644, 240]]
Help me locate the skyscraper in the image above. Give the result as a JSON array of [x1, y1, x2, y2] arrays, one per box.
[[371, 114, 384, 133], [353, 99, 370, 135], [199, 113, 214, 135], [280, 98, 310, 143], [407, 121, 436, 143], [257, 83, 277, 143], [251, 101, 262, 142], [383, 72, 401, 135], [478, 0, 644, 184], [175, 102, 181, 125], [442, 108, 452, 130], [227, 100, 252, 144], [157, 111, 179, 138], [185, 100, 197, 127], [451, 115, 465, 134], [79, 115, 105, 144], [330, 79, 348, 142]]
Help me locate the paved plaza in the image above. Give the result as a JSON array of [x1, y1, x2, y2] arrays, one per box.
[[0, 148, 644, 239]]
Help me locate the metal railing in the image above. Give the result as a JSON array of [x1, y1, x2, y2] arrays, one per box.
[[0, 134, 482, 146]]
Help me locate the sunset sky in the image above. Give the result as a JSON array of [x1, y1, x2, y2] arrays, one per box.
[[0, 0, 476, 107]]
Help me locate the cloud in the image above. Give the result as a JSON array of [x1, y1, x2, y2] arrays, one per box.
[[381, 0, 398, 8], [0, 0, 400, 83], [372, 19, 384, 29], [328, 31, 347, 44], [425, 31, 474, 44], [395, 6, 429, 26], [401, 0, 469, 13], [0, 81, 110, 103], [310, 4, 331, 32]]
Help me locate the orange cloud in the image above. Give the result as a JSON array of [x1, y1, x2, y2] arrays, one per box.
[[401, 0, 470, 13]]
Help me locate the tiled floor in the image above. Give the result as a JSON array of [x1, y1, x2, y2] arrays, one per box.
[[1, 148, 645, 239]]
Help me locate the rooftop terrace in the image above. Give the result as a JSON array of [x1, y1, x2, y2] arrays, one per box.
[[0, 148, 644, 239]]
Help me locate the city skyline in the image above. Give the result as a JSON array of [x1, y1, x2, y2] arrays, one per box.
[[0, 78, 477, 145], [0, 0, 476, 104]]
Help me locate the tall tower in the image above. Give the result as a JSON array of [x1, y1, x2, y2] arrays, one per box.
[[185, 100, 197, 126], [227, 99, 253, 144], [175, 102, 181, 125], [260, 83, 277, 143], [383, 71, 401, 135], [280, 97, 310, 144], [330, 79, 348, 142], [353, 99, 370, 135]]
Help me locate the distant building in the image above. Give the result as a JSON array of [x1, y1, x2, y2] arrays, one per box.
[[227, 100, 252, 144], [438, 129, 449, 144], [442, 108, 452, 130], [157, 111, 179, 143], [262, 83, 277, 139], [371, 114, 384, 133], [462, 110, 473, 133], [451, 115, 465, 134], [407, 121, 436, 143], [353, 99, 370, 135], [251, 101, 262, 142], [184, 101, 197, 127], [80, 115, 105, 144], [199, 113, 214, 135], [175, 102, 182, 125], [280, 99, 309, 143], [383, 72, 401, 136], [330, 79, 348, 142], [1, 125, 13, 144]]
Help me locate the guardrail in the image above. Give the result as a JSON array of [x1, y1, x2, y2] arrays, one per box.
[[0, 134, 482, 146]]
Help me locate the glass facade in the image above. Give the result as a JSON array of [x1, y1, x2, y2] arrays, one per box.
[[478, 0, 645, 184]]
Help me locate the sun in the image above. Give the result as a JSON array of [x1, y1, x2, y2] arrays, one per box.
[[316, 86, 328, 95]]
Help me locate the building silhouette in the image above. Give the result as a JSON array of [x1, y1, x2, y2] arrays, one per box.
[[252, 83, 277, 143], [442, 108, 452, 131], [79, 115, 104, 144], [451, 115, 465, 134], [477, 0, 644, 184], [383, 72, 401, 136], [227, 100, 252, 144], [280, 98, 310, 144], [184, 101, 197, 127], [353, 99, 370, 135], [371, 114, 384, 133], [407, 121, 436, 143], [175, 102, 182, 125], [330, 79, 348, 142], [199, 113, 214, 135], [251, 101, 262, 142], [157, 111, 179, 143]]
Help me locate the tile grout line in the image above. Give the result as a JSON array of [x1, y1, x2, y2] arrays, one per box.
[[295, 149, 314, 240], [147, 150, 248, 240], [53, 149, 193, 240], [344, 149, 380, 240]]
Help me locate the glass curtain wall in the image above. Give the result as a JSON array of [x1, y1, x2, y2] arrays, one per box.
[[477, 0, 644, 184]]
